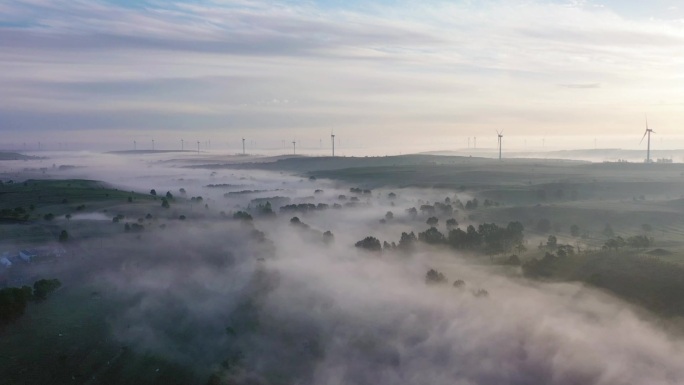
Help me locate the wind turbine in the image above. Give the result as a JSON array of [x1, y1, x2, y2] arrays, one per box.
[[292, 140, 296, 155], [152, 139, 155, 151], [242, 138, 246, 155], [133, 140, 136, 151], [197, 140, 200, 154], [641, 116, 655, 163], [181, 139, 184, 151], [331, 131, 335, 157], [496, 130, 504, 160]]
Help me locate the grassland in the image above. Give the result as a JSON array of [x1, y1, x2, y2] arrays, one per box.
[[0, 179, 155, 245], [0, 283, 194, 385]]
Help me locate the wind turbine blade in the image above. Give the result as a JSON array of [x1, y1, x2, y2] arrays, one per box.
[[639, 130, 648, 144], [500, 129, 504, 135]]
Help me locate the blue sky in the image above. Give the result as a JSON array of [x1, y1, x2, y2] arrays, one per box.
[[1, 0, 683, 151]]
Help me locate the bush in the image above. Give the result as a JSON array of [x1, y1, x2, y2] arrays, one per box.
[[33, 279, 61, 301]]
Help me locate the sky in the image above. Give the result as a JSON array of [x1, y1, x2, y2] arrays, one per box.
[[1, 0, 684, 153]]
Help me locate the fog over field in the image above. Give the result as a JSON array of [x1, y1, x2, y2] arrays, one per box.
[[4, 0, 684, 383], [3, 152, 684, 384]]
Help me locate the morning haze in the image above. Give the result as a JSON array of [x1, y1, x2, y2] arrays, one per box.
[[2, 1, 684, 385]]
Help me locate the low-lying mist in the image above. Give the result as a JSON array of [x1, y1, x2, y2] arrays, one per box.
[[4, 152, 684, 385]]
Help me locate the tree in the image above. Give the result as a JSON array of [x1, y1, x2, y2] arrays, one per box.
[[398, 232, 417, 251], [58, 230, 68, 243], [418, 227, 446, 244], [446, 218, 458, 230], [426, 216, 438, 226], [33, 279, 61, 301], [385, 211, 394, 220], [0, 286, 33, 325], [161, 198, 170, 208], [570, 224, 580, 237], [323, 231, 334, 244], [43, 213, 55, 221], [425, 269, 448, 285], [65, 214, 71, 221], [406, 207, 418, 219], [150, 189, 157, 196], [166, 191, 173, 199], [355, 236, 382, 251], [515, 243, 527, 255], [627, 235, 651, 249], [546, 235, 557, 250], [233, 211, 253, 221], [127, 196, 133, 203], [447, 228, 468, 249]]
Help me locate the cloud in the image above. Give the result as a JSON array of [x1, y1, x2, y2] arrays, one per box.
[[2, 0, 684, 147]]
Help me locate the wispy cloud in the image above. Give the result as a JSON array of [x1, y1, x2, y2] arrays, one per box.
[[2, 0, 684, 148]]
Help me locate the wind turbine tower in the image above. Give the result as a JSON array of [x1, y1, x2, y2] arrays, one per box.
[[292, 140, 296, 155], [181, 139, 184, 151], [641, 116, 655, 163], [496, 130, 504, 160], [331, 132, 335, 157], [242, 138, 246, 155]]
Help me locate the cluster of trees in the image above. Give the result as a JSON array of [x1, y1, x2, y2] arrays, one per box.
[[541, 235, 575, 257], [424, 269, 488, 296], [603, 235, 653, 251], [253, 202, 275, 217], [290, 217, 335, 245], [355, 236, 382, 251], [0, 206, 30, 222], [124, 222, 144, 232], [442, 222, 524, 254], [225, 190, 268, 196], [0, 279, 61, 325], [355, 221, 525, 256], [280, 203, 331, 213], [233, 211, 253, 221], [349, 187, 372, 195]]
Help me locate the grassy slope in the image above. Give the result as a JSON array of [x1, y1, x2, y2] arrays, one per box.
[[0, 179, 156, 244], [0, 284, 194, 385]]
